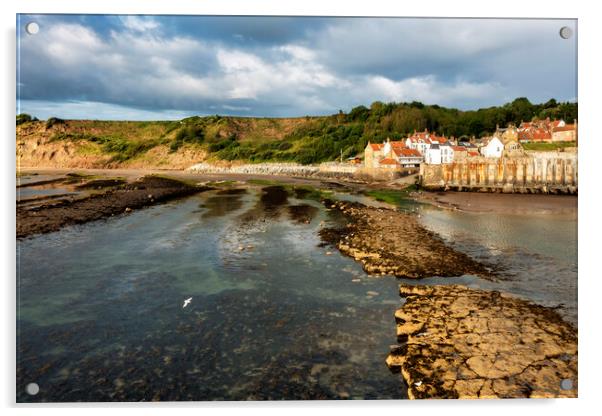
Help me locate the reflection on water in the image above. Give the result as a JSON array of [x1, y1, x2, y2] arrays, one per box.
[[200, 188, 247, 218], [17, 180, 79, 200], [17, 175, 93, 207], [17, 187, 405, 402], [417, 203, 578, 325]]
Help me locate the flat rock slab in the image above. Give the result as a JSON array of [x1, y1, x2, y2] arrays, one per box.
[[386, 284, 578, 399], [319, 200, 492, 279]]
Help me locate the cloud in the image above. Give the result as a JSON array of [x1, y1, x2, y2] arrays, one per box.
[[17, 15, 577, 119], [119, 16, 159, 32], [363, 75, 503, 106]]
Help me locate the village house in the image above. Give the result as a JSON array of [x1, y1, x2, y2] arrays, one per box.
[[517, 118, 577, 143], [496, 124, 519, 142], [364, 142, 384, 168], [552, 120, 577, 142], [396, 147, 423, 167], [440, 142, 454, 164], [460, 142, 478, 150], [492, 127, 524, 157], [424, 143, 442, 164], [405, 129, 447, 155], [480, 136, 504, 158], [378, 158, 401, 169], [518, 127, 551, 142], [364, 139, 406, 169], [451, 145, 468, 161]]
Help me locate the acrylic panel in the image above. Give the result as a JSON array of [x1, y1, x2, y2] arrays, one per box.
[[16, 15, 578, 402]]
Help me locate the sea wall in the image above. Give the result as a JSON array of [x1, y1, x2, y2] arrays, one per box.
[[419, 153, 577, 194], [187, 162, 363, 180], [187, 162, 419, 182]]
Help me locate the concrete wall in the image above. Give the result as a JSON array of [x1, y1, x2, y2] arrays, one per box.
[[187, 161, 416, 182], [419, 153, 577, 194]]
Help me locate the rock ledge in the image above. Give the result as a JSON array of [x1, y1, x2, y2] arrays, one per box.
[[386, 284, 578, 399]]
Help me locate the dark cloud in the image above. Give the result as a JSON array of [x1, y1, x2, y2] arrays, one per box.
[[17, 15, 577, 119]]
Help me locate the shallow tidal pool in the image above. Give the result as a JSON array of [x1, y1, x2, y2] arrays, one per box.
[[17, 186, 405, 401]]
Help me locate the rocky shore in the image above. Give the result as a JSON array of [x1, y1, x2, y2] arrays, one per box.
[[319, 200, 492, 279], [386, 284, 578, 399], [17, 176, 211, 238]]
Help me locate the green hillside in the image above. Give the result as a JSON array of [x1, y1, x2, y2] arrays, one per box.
[[17, 98, 577, 165]]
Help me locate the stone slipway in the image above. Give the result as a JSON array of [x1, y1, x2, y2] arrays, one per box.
[[386, 284, 578, 399]]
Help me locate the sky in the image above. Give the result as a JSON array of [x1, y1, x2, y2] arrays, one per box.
[[16, 15, 577, 120]]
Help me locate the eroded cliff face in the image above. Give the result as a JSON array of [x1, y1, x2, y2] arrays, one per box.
[[16, 122, 208, 170], [420, 153, 578, 194]]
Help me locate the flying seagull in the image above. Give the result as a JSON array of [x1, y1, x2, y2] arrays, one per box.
[[182, 297, 192, 308]]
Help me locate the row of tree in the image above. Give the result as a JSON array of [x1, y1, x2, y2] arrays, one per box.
[[343, 97, 577, 140]]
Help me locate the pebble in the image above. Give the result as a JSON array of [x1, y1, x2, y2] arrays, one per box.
[[366, 291, 379, 296]]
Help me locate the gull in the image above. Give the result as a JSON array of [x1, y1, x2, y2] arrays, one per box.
[[414, 381, 423, 387], [182, 297, 192, 308]]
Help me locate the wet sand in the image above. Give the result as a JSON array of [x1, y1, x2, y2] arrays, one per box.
[[414, 191, 577, 217]]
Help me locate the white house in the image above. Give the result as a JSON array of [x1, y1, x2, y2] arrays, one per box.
[[480, 136, 504, 158], [424, 143, 442, 164], [439, 142, 454, 164], [406, 130, 446, 156]]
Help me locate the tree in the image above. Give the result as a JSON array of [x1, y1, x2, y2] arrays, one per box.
[[16, 113, 36, 125]]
